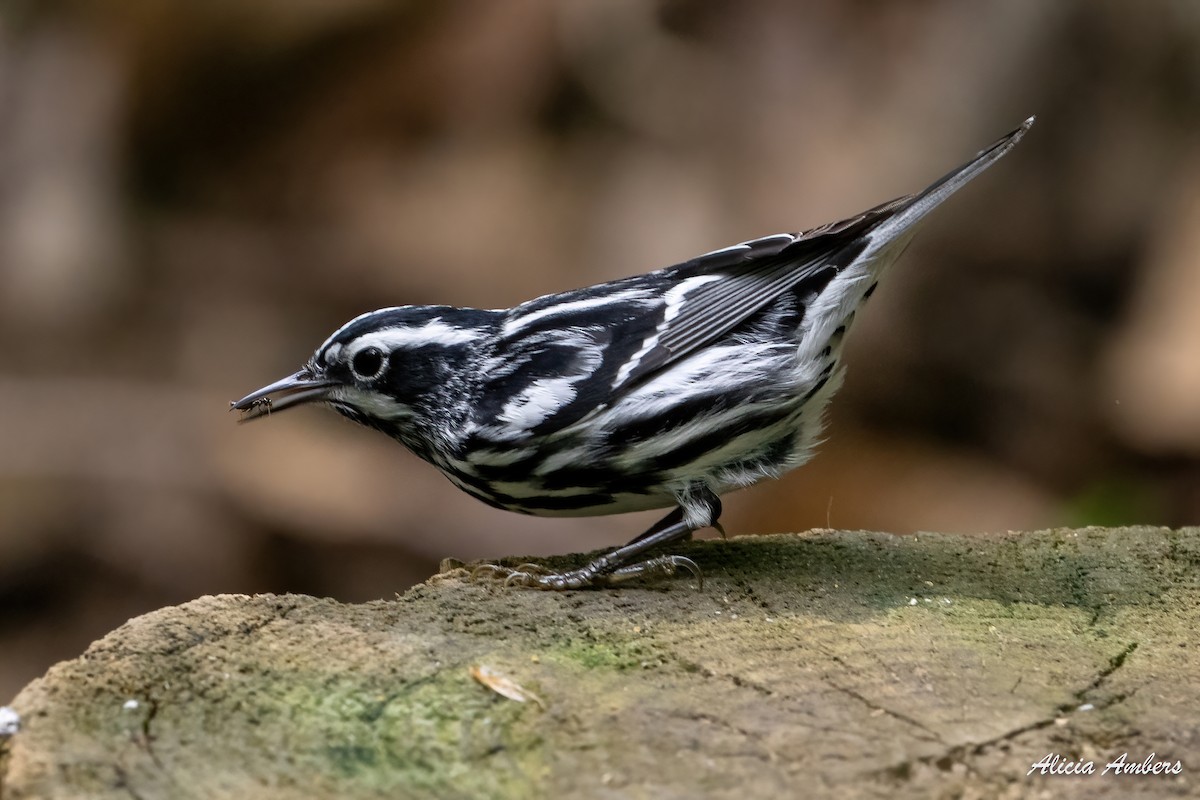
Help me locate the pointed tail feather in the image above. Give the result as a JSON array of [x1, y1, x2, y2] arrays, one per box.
[[868, 116, 1035, 246]]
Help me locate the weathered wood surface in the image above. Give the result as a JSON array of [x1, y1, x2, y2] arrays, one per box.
[[2, 528, 1196, 799]]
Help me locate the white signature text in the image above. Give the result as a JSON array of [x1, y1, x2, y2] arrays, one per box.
[[1028, 752, 1183, 777]]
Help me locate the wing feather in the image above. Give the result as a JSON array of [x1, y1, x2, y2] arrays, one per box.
[[483, 117, 1035, 437], [611, 213, 886, 393], [609, 114, 1036, 393]]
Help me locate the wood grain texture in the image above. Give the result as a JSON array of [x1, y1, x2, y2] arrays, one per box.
[[2, 528, 1196, 799]]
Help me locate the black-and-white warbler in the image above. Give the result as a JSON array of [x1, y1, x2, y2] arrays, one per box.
[[233, 117, 1033, 589]]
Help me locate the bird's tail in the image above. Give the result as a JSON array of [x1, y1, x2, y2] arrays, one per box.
[[865, 116, 1035, 253]]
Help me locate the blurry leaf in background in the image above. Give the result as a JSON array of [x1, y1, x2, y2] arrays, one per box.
[[1062, 477, 1167, 529]]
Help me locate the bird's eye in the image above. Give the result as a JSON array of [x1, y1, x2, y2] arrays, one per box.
[[351, 347, 386, 379]]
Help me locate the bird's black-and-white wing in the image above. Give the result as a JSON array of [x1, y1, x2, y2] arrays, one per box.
[[609, 220, 881, 395], [611, 117, 1034, 394], [472, 223, 870, 444], [476, 117, 1033, 443], [474, 281, 662, 441]]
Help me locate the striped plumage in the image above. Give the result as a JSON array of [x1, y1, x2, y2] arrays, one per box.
[[233, 117, 1033, 589]]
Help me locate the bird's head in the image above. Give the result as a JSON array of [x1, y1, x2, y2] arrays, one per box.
[[231, 306, 490, 441]]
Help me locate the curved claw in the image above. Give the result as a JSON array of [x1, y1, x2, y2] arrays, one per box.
[[604, 554, 703, 590], [471, 563, 532, 581], [666, 555, 704, 589], [470, 555, 700, 591], [501, 566, 582, 590], [503, 570, 543, 588], [500, 563, 556, 588], [469, 563, 509, 582]]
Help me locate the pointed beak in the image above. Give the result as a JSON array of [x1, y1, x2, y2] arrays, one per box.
[[230, 369, 336, 422]]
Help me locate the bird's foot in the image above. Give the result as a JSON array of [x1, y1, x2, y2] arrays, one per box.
[[470, 562, 549, 586], [601, 554, 703, 590], [470, 554, 701, 590]]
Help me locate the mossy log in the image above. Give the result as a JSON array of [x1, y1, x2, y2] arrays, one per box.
[[2, 528, 1197, 799]]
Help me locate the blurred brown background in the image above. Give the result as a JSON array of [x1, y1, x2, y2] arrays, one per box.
[[2, 0, 1199, 701]]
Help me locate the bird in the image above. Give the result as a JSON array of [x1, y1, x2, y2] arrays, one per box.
[[232, 116, 1034, 590]]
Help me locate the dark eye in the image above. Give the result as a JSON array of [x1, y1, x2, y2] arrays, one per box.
[[351, 347, 386, 379]]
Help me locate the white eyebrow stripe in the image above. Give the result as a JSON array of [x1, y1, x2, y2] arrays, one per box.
[[318, 307, 405, 353], [347, 320, 484, 355]]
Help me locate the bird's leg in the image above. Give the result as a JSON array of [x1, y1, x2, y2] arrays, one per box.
[[495, 489, 722, 590], [625, 505, 684, 545], [626, 491, 723, 545]]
